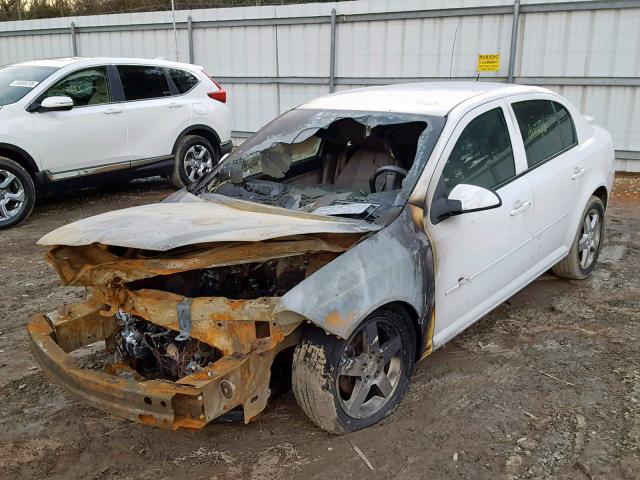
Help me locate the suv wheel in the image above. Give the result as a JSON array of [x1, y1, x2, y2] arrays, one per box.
[[292, 309, 415, 434], [552, 195, 605, 279], [0, 157, 35, 230], [171, 135, 219, 188]]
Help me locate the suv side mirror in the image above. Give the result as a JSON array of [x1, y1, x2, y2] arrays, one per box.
[[39, 96, 74, 111], [431, 183, 502, 223]]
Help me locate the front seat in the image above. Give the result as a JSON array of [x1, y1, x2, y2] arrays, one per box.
[[334, 148, 396, 192], [88, 76, 109, 105]]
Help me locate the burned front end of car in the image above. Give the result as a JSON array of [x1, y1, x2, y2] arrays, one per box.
[[29, 229, 368, 429]]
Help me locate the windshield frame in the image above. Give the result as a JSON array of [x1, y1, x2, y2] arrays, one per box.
[[192, 108, 446, 206], [0, 64, 59, 107]]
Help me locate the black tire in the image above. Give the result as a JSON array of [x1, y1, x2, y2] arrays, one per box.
[[0, 157, 36, 230], [552, 195, 605, 280], [170, 134, 219, 188], [292, 309, 415, 434]]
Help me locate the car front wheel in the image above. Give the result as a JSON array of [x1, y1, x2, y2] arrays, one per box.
[[552, 195, 605, 279], [292, 309, 415, 434], [171, 134, 219, 188], [0, 157, 35, 230]]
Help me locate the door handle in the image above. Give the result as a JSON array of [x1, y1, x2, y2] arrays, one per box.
[[168, 102, 184, 108], [510, 200, 531, 216], [571, 167, 585, 180], [103, 106, 123, 114]]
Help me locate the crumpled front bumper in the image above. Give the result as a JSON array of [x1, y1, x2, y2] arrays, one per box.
[[27, 302, 286, 430]]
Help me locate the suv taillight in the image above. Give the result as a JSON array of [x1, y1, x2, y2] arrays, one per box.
[[205, 73, 227, 103]]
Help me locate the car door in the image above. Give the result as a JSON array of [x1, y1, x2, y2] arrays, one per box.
[[507, 97, 583, 266], [31, 66, 128, 177], [425, 101, 536, 347], [117, 65, 191, 162]]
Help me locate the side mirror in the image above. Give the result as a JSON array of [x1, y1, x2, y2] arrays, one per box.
[[431, 183, 501, 223], [39, 96, 74, 111]]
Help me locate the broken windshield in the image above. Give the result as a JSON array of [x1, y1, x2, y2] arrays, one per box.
[[199, 108, 445, 223]]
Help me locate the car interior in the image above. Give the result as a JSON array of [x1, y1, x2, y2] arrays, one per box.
[[209, 118, 428, 222]]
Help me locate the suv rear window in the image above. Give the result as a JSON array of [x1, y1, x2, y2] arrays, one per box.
[[117, 65, 171, 101], [168, 69, 199, 94], [512, 100, 577, 168]]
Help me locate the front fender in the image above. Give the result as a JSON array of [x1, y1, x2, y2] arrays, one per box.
[[276, 208, 434, 342]]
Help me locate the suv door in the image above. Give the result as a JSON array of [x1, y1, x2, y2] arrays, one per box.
[[31, 66, 128, 177], [425, 101, 535, 346], [507, 98, 582, 265], [117, 65, 191, 163]]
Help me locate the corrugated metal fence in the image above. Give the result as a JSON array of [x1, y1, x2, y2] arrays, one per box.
[[1, 0, 639, 171]]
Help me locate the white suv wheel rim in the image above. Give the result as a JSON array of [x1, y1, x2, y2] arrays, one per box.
[[0, 170, 26, 221], [183, 144, 213, 183]]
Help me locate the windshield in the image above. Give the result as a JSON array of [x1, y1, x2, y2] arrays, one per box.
[[199, 108, 445, 224], [0, 64, 58, 106]]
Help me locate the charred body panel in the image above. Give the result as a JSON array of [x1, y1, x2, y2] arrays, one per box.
[[277, 208, 435, 347]]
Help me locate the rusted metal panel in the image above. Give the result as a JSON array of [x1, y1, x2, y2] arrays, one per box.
[[92, 286, 284, 356], [46, 233, 362, 286]]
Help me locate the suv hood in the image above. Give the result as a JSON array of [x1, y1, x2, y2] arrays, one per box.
[[38, 193, 381, 251]]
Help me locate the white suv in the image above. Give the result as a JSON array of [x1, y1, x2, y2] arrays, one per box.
[[0, 57, 232, 229]]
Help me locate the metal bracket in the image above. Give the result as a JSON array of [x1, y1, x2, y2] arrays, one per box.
[[175, 297, 193, 341]]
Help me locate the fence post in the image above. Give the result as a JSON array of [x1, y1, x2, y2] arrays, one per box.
[[188, 15, 194, 64], [70, 21, 78, 56], [507, 0, 520, 83], [329, 8, 337, 93]]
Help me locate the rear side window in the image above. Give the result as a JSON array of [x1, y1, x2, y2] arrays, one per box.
[[441, 107, 516, 194], [117, 65, 171, 101], [168, 68, 199, 94], [512, 100, 577, 168], [553, 101, 577, 149]]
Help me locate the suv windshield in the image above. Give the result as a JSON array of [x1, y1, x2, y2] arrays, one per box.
[[0, 64, 58, 106], [200, 108, 445, 223]]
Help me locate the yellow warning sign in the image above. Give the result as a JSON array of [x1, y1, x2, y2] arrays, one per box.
[[477, 54, 500, 72]]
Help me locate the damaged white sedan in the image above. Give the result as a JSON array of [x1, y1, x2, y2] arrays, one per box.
[[29, 82, 615, 434]]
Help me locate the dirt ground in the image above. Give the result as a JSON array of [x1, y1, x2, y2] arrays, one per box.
[[0, 176, 638, 480]]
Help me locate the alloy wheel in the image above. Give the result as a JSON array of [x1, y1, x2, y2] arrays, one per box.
[[0, 169, 26, 222], [183, 144, 213, 183], [336, 317, 403, 419], [578, 208, 602, 269]]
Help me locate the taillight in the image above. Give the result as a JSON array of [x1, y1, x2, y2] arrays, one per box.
[[205, 73, 227, 103]]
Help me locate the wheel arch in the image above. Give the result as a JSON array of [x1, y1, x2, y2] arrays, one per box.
[[172, 125, 222, 156], [0, 143, 39, 177], [592, 185, 608, 209]]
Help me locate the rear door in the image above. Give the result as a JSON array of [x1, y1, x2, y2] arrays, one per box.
[[506, 97, 582, 266], [425, 100, 536, 347], [117, 65, 191, 162]]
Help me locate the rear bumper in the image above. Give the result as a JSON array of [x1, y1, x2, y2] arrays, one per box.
[[27, 307, 278, 430]]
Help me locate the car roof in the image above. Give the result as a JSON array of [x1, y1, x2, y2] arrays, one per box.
[[14, 57, 202, 71], [299, 82, 552, 116]]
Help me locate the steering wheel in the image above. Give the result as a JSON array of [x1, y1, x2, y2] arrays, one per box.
[[369, 166, 408, 193]]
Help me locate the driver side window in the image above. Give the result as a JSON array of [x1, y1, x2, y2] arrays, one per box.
[[41, 67, 111, 107], [441, 107, 516, 194]]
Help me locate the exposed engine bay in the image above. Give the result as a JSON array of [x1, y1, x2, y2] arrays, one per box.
[[114, 310, 219, 381], [196, 110, 444, 223]]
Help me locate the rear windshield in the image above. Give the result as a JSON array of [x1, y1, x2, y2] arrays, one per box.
[[0, 64, 58, 106]]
